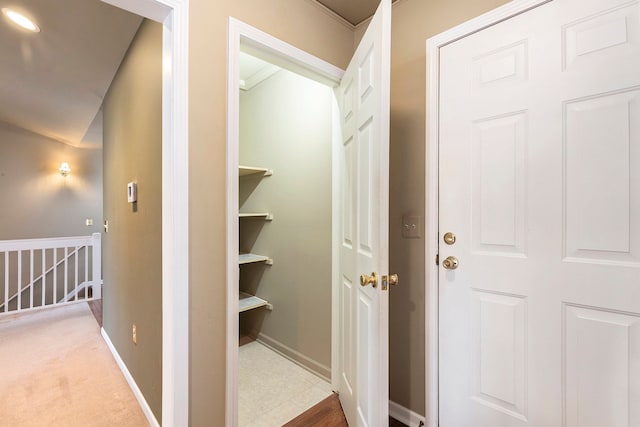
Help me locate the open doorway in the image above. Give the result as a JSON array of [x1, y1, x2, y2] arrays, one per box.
[[0, 0, 159, 421], [226, 18, 345, 426], [236, 49, 337, 425], [228, 2, 393, 423], [100, 0, 189, 424], [0, 0, 189, 424]]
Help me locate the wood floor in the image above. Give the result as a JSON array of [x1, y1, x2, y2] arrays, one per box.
[[284, 393, 408, 427], [87, 298, 103, 326]]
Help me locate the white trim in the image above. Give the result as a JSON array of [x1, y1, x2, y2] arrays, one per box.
[[226, 19, 241, 427], [255, 334, 331, 381], [226, 18, 344, 427], [425, 1, 551, 426], [0, 234, 94, 251], [100, 1, 189, 425], [101, 328, 161, 427], [330, 90, 341, 393], [389, 400, 426, 427]]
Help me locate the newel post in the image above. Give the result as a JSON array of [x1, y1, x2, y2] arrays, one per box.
[[92, 233, 102, 299]]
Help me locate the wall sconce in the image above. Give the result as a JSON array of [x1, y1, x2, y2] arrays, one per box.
[[59, 162, 71, 177]]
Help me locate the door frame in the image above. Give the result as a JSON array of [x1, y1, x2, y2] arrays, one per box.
[[425, 1, 550, 426], [226, 18, 344, 427], [100, 0, 189, 425]]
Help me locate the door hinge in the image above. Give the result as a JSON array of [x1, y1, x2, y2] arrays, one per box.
[[435, 254, 439, 266]]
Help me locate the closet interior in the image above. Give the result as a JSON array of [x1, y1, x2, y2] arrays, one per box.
[[237, 51, 335, 425]]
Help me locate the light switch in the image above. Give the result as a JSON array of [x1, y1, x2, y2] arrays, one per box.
[[402, 214, 422, 239], [85, 218, 93, 226], [127, 182, 137, 203]]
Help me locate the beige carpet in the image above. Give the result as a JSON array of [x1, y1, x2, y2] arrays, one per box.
[[0, 303, 150, 427]]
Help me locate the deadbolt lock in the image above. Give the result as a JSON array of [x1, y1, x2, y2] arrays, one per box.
[[360, 272, 378, 288], [443, 232, 456, 245]]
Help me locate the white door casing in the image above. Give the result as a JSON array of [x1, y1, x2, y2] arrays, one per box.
[[336, 0, 391, 425], [435, 0, 640, 425]]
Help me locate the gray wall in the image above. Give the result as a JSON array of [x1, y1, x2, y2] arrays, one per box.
[[0, 122, 102, 240], [102, 19, 163, 422], [239, 69, 333, 378]]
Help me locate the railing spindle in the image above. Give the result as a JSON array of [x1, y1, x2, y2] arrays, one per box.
[[64, 247, 68, 303], [29, 249, 34, 309], [42, 249, 46, 307], [92, 233, 101, 300], [17, 251, 21, 312], [53, 248, 57, 304], [84, 246, 88, 297], [4, 252, 8, 313], [74, 247, 79, 301]]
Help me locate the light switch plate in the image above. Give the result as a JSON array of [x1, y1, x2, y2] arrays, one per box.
[[402, 214, 422, 239], [127, 182, 137, 203]]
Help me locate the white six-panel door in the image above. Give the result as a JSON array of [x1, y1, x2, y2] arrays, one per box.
[[337, 0, 391, 425], [438, 0, 640, 425]]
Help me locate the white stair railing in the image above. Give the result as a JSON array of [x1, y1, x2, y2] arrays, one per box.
[[0, 233, 102, 315]]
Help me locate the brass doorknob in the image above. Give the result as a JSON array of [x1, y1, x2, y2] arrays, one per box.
[[381, 274, 399, 290], [360, 272, 378, 288], [442, 256, 459, 270], [388, 274, 398, 286]]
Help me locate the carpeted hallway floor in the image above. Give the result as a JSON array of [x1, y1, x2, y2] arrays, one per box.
[[0, 303, 150, 427]]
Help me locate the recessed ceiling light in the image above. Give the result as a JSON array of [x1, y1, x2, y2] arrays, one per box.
[[2, 8, 40, 33]]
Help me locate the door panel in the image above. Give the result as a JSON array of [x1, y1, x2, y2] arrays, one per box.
[[470, 290, 527, 421], [564, 304, 640, 427], [337, 0, 391, 425], [439, 0, 640, 425], [565, 89, 640, 265]]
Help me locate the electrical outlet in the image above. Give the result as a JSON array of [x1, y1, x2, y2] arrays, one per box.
[[132, 324, 137, 345]]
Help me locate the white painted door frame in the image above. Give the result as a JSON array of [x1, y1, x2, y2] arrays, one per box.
[[226, 18, 344, 427], [100, 0, 189, 425], [425, 1, 550, 426]]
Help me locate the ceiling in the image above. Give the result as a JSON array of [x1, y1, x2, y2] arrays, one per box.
[[314, 0, 398, 26], [0, 1, 389, 150], [0, 0, 141, 148]]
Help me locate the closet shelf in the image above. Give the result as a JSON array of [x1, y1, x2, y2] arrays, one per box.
[[239, 292, 272, 312], [239, 165, 273, 177], [239, 212, 273, 220], [239, 253, 273, 265]]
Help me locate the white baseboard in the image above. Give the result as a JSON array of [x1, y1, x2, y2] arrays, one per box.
[[389, 400, 426, 427], [254, 332, 331, 381], [101, 328, 160, 427]]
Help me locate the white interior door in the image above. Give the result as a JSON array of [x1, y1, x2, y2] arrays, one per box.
[[438, 0, 640, 425], [336, 0, 391, 425]]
